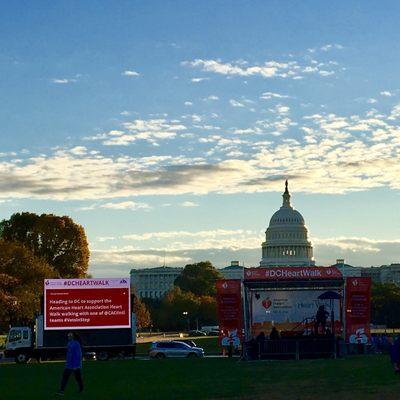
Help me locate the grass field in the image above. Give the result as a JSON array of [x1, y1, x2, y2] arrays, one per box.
[[1, 355, 399, 400]]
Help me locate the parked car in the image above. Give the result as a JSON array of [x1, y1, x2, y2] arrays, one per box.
[[149, 341, 204, 359], [207, 329, 220, 336], [188, 330, 207, 337], [181, 340, 197, 347]]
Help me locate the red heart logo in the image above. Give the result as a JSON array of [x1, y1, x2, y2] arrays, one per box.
[[262, 298, 272, 309]]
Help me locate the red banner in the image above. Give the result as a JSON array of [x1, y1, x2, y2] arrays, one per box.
[[345, 277, 371, 344], [244, 266, 342, 281], [44, 278, 131, 330], [216, 279, 243, 347]]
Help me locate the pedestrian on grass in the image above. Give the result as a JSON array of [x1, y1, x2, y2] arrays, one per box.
[[390, 336, 400, 374], [57, 332, 84, 395]]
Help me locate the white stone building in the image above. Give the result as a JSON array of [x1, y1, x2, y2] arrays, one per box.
[[130, 266, 183, 299], [219, 261, 244, 280], [260, 181, 315, 267]]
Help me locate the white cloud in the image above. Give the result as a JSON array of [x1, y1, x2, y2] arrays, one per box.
[[261, 92, 290, 100], [81, 201, 150, 211], [181, 201, 199, 207], [380, 91, 394, 97], [183, 58, 338, 80], [51, 78, 77, 84], [122, 70, 140, 77], [191, 77, 209, 82], [229, 99, 245, 107], [184, 101, 193, 106], [203, 95, 219, 101], [87, 118, 186, 146]]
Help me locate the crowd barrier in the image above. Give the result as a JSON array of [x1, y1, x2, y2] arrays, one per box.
[[244, 338, 338, 360]]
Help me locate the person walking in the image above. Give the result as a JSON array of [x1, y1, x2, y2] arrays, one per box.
[[390, 335, 400, 374], [57, 332, 84, 395]]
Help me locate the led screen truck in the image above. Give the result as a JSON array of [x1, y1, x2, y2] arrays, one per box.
[[5, 278, 136, 363]]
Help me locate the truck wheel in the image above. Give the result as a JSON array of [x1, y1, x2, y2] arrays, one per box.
[[155, 353, 166, 359], [15, 353, 30, 364], [97, 351, 109, 361]]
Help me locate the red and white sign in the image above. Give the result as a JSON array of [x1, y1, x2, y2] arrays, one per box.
[[244, 266, 342, 281], [44, 278, 131, 330], [216, 279, 243, 347], [345, 277, 371, 344]]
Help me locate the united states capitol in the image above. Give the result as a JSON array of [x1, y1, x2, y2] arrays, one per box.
[[131, 181, 400, 299]]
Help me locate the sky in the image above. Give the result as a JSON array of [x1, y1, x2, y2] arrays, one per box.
[[1, 1, 400, 276]]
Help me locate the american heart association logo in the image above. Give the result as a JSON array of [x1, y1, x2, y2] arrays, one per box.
[[262, 297, 272, 310]]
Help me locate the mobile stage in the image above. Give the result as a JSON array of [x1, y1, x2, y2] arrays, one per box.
[[242, 266, 344, 360]]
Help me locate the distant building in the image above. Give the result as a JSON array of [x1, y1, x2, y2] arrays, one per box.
[[361, 267, 381, 283], [330, 262, 400, 285], [130, 266, 183, 299], [219, 261, 244, 280], [332, 260, 362, 277]]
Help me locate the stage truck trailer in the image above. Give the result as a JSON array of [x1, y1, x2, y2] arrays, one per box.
[[5, 278, 136, 363]]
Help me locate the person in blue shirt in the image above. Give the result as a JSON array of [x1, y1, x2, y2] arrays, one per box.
[[57, 332, 84, 395], [390, 335, 400, 374]]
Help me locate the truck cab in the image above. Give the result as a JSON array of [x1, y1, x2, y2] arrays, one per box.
[[5, 327, 33, 363]]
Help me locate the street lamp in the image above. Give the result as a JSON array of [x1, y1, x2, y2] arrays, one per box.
[[182, 311, 190, 331]]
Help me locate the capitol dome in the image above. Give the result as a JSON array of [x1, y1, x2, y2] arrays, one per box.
[[260, 181, 315, 267]]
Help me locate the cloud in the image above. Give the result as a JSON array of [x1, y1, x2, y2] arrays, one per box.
[[229, 99, 245, 108], [182, 58, 337, 80], [122, 70, 140, 77], [2, 101, 400, 201], [184, 101, 193, 106], [380, 91, 394, 97], [181, 201, 199, 207], [203, 95, 219, 101], [51, 78, 77, 84], [261, 92, 290, 100], [87, 118, 186, 146], [320, 43, 344, 51], [80, 201, 150, 211], [191, 77, 209, 82]]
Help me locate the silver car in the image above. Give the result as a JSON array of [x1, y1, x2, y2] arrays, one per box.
[[149, 341, 204, 359]]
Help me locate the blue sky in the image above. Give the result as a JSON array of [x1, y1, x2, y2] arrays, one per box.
[[1, 1, 400, 276]]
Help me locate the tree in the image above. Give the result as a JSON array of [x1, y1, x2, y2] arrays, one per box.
[[0, 240, 55, 331], [174, 261, 222, 297], [371, 283, 400, 327], [0, 212, 90, 278], [132, 293, 151, 330]]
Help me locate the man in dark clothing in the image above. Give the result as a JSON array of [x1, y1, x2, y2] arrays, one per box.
[[57, 332, 84, 395], [314, 305, 329, 335], [269, 327, 280, 340]]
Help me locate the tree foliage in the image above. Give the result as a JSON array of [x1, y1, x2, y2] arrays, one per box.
[[132, 293, 152, 330], [0, 212, 89, 278], [371, 283, 400, 327], [174, 261, 222, 297], [0, 240, 55, 331], [144, 287, 218, 331]]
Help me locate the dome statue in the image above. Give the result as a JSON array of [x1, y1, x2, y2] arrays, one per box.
[[260, 180, 315, 267]]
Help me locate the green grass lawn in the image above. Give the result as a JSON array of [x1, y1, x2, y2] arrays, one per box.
[[1, 355, 399, 400]]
